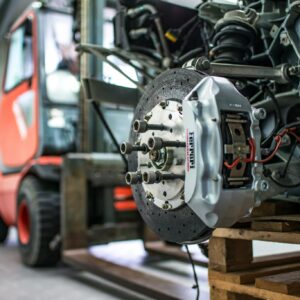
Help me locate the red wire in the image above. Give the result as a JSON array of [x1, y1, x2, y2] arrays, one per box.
[[224, 129, 300, 170], [254, 136, 282, 163]]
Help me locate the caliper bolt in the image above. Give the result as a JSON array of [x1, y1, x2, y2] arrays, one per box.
[[147, 137, 186, 150], [253, 108, 266, 120], [133, 120, 166, 133], [120, 142, 149, 154]]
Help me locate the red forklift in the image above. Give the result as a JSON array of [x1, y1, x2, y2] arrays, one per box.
[[0, 1, 138, 267]]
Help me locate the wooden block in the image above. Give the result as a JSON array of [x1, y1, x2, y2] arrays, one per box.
[[209, 237, 253, 272], [209, 262, 300, 284], [256, 271, 300, 295], [213, 228, 300, 244], [223, 251, 300, 272], [210, 287, 259, 300], [251, 201, 300, 217], [251, 221, 300, 232], [211, 279, 300, 300]]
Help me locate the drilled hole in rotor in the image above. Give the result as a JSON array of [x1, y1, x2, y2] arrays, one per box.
[[170, 128, 173, 133], [163, 191, 167, 197], [152, 132, 155, 136], [162, 181, 165, 185], [169, 114, 172, 120], [235, 128, 241, 136]]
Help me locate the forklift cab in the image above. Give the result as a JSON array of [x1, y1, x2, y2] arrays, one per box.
[[0, 6, 79, 175]]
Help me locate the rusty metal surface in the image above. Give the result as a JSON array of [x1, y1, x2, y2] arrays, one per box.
[[64, 249, 196, 300]]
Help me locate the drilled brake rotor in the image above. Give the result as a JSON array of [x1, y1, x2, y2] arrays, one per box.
[[128, 69, 212, 244]]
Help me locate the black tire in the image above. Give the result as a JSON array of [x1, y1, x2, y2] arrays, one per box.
[[0, 218, 8, 244], [17, 176, 60, 267]]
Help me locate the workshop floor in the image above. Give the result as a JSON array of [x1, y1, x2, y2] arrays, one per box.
[[0, 229, 210, 300]]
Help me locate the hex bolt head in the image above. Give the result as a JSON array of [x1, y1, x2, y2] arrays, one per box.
[[120, 142, 133, 154], [253, 108, 266, 120], [255, 180, 270, 192], [142, 171, 158, 184], [148, 137, 163, 151], [133, 120, 148, 133], [125, 172, 142, 185]]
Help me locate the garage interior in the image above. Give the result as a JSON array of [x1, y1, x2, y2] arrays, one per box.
[[0, 1, 300, 300]]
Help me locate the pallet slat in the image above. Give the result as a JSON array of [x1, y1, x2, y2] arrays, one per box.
[[213, 228, 300, 244], [211, 279, 300, 300], [255, 271, 300, 295]]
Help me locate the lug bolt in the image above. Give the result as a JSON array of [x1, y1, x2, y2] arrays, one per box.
[[120, 142, 149, 154], [142, 171, 185, 184], [125, 172, 142, 185], [133, 120, 166, 133], [147, 137, 186, 150]]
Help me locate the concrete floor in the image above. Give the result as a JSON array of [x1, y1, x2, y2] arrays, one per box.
[[0, 229, 210, 300]]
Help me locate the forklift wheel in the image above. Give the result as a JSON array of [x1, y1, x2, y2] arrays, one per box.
[[0, 218, 8, 244], [17, 176, 60, 267]]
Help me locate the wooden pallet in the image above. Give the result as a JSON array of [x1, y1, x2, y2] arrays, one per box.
[[209, 200, 300, 300]]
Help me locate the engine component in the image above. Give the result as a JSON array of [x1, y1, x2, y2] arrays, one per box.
[[211, 8, 258, 63]]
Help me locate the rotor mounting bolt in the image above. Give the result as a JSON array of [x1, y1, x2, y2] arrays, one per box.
[[160, 100, 168, 109], [147, 137, 186, 150], [144, 112, 153, 121], [162, 203, 172, 210], [146, 191, 154, 201], [177, 105, 183, 114]]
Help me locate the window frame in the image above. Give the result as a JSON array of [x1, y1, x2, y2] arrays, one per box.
[[3, 17, 34, 94]]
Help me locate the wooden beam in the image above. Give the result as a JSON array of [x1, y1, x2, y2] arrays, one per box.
[[213, 228, 300, 244], [211, 279, 300, 300], [256, 271, 300, 295]]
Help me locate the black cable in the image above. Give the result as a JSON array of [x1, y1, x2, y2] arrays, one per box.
[[185, 245, 200, 300], [281, 140, 298, 178], [269, 175, 300, 188], [91, 101, 128, 171], [277, 121, 300, 134], [261, 87, 283, 146]]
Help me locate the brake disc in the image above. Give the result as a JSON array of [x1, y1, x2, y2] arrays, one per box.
[[127, 69, 212, 243]]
